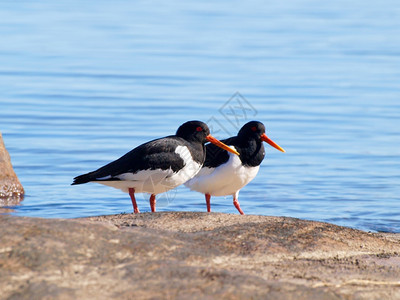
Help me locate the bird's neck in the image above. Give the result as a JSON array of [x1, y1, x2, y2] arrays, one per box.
[[238, 138, 265, 167], [186, 140, 206, 164]]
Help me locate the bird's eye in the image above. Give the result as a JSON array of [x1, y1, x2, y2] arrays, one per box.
[[196, 126, 203, 132], [251, 126, 257, 132]]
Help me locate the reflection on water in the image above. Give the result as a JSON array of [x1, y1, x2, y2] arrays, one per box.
[[0, 0, 399, 232]]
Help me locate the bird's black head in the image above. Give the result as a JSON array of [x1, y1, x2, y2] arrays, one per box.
[[238, 120, 285, 152], [176, 120, 210, 143], [238, 121, 266, 140]]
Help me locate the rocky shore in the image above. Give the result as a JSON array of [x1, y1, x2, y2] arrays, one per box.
[[1, 212, 399, 299]]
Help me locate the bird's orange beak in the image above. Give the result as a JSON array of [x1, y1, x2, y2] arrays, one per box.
[[261, 133, 286, 152], [206, 135, 240, 155]]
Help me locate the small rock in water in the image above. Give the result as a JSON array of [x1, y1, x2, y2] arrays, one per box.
[[0, 131, 24, 205]]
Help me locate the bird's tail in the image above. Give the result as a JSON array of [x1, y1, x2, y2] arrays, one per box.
[[71, 172, 97, 185]]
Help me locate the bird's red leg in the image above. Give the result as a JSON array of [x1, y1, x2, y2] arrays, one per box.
[[205, 193, 211, 212], [150, 194, 156, 212], [233, 194, 245, 215], [128, 188, 140, 214]]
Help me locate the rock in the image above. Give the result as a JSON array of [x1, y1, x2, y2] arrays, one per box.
[[1, 212, 400, 299], [0, 132, 24, 204]]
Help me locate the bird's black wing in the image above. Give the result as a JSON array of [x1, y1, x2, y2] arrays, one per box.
[[72, 136, 187, 184]]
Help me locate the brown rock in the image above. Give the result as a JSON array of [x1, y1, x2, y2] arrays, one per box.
[[1, 212, 400, 299], [0, 131, 24, 204]]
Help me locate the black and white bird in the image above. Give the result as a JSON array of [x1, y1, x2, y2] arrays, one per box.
[[72, 120, 239, 213], [185, 121, 285, 214]]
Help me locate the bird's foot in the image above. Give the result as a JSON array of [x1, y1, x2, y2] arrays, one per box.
[[205, 193, 211, 212], [129, 188, 140, 214], [150, 194, 156, 212], [233, 198, 245, 215]]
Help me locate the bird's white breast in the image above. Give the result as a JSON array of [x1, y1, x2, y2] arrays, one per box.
[[185, 147, 260, 196], [97, 145, 202, 194]]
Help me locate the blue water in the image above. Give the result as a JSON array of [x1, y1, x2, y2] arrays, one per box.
[[1, 1, 399, 232]]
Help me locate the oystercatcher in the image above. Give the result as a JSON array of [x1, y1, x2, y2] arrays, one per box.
[[185, 121, 285, 214], [72, 121, 239, 213]]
